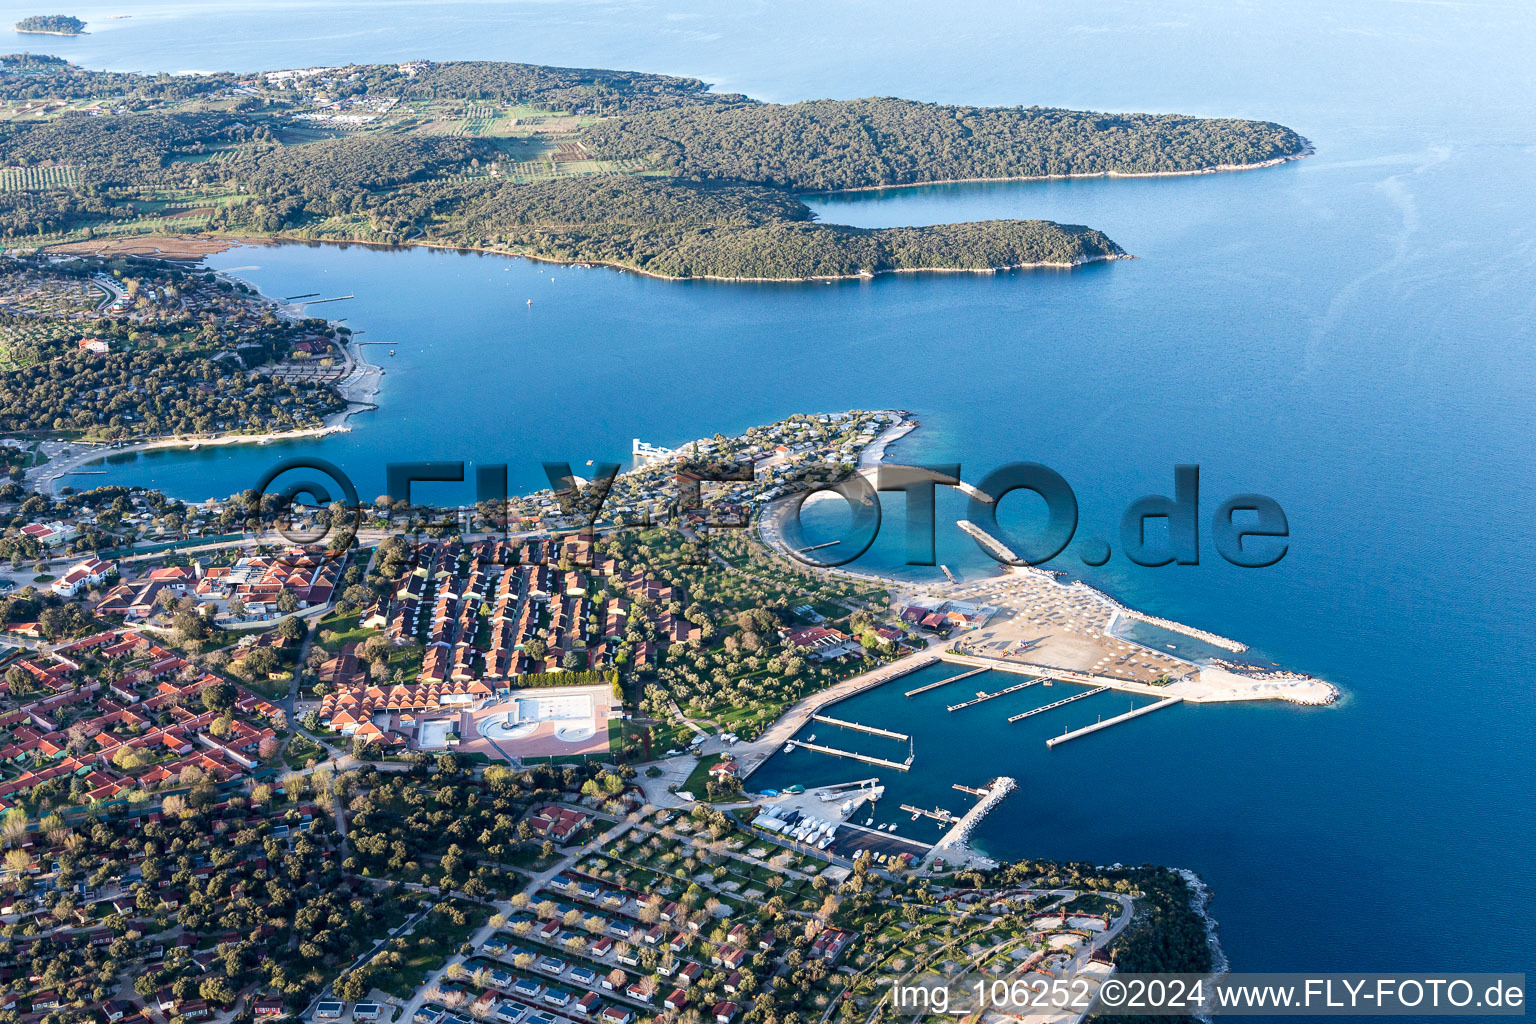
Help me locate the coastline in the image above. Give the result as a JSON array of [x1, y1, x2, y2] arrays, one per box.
[[805, 143, 1315, 196], [42, 232, 1125, 284], [1178, 867, 1232, 990], [27, 423, 351, 497], [266, 234, 1130, 284], [23, 262, 385, 498]]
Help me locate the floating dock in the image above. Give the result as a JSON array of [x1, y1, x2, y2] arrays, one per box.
[[1006, 686, 1109, 722], [947, 676, 1042, 712], [785, 738, 912, 771], [810, 713, 909, 742], [1046, 696, 1184, 747], [900, 803, 957, 823], [905, 665, 988, 697]]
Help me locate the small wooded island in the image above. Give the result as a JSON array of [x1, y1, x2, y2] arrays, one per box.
[[0, 57, 1309, 279], [13, 15, 85, 35]]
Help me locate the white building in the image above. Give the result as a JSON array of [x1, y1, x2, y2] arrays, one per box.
[[51, 559, 115, 597]]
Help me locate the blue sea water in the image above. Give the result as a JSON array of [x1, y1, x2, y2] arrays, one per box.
[[24, 0, 1536, 979]]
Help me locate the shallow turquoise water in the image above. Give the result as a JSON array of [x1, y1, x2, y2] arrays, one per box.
[[31, 0, 1536, 981]]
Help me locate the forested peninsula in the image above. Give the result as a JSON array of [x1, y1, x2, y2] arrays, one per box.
[[0, 57, 1309, 280]]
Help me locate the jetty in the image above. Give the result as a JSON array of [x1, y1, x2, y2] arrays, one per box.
[[952, 783, 988, 797], [810, 713, 909, 742], [934, 776, 1017, 851], [957, 518, 1020, 563], [900, 804, 957, 824], [947, 676, 1042, 712], [785, 738, 913, 772], [905, 665, 987, 697], [1006, 686, 1109, 722], [1046, 696, 1184, 747], [954, 480, 994, 504]]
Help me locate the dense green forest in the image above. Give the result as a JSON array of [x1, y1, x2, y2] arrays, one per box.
[[13, 15, 85, 35], [0, 57, 1309, 278], [380, 176, 1119, 277], [353, 59, 745, 112], [580, 98, 1308, 190], [0, 349, 342, 436]]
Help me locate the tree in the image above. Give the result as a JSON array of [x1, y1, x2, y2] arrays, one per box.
[[113, 746, 154, 772], [201, 680, 237, 713], [173, 607, 212, 645], [277, 615, 306, 641], [332, 970, 370, 1002], [4, 663, 33, 697]]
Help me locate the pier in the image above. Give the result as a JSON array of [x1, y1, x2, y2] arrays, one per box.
[[954, 480, 995, 504], [1046, 696, 1184, 747], [900, 804, 957, 823], [905, 665, 988, 697], [810, 714, 909, 742], [785, 738, 912, 771], [946, 676, 1042, 712], [957, 518, 1020, 563], [1006, 686, 1109, 722], [934, 776, 1017, 852], [952, 783, 988, 797], [816, 777, 881, 794]]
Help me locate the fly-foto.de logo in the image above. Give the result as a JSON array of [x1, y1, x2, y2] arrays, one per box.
[[245, 458, 1288, 570]]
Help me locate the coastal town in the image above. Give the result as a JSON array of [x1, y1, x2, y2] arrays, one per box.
[[0, 67, 1331, 1016], [0, 368, 1335, 1024]]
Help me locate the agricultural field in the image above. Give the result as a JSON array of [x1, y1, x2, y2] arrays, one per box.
[[0, 164, 80, 191]]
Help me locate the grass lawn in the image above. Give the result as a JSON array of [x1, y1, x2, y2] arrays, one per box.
[[678, 753, 734, 800], [283, 734, 326, 770]]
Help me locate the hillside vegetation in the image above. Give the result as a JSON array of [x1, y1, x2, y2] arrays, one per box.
[[0, 57, 1309, 278], [580, 98, 1307, 190]]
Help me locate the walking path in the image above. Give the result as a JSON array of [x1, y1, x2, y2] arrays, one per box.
[[724, 642, 935, 779]]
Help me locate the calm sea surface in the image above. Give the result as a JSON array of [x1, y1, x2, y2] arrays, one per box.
[[27, 0, 1536, 978]]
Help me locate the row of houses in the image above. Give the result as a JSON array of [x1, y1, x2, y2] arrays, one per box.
[[0, 629, 280, 810]]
